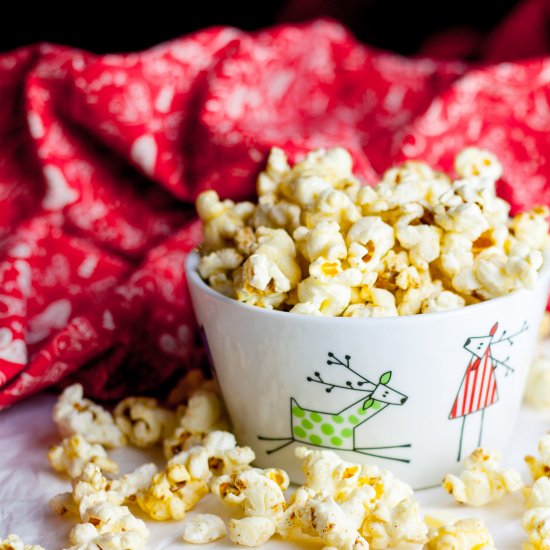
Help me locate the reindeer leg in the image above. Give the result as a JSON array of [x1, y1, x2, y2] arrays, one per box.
[[353, 449, 411, 464], [478, 409, 485, 447], [457, 416, 466, 462], [257, 436, 295, 454]]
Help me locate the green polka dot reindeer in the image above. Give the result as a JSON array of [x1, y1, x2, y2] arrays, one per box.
[[259, 352, 412, 463]]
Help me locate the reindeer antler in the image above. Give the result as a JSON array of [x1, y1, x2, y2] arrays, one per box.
[[491, 320, 529, 346], [306, 371, 374, 393], [327, 352, 371, 385]]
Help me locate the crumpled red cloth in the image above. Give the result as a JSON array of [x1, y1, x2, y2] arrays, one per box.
[[1, 14, 550, 409]]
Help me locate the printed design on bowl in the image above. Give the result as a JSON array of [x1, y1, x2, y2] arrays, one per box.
[[450, 320, 529, 462], [258, 352, 412, 463]]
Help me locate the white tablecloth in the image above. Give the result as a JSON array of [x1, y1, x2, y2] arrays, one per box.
[[1, 379, 549, 549]]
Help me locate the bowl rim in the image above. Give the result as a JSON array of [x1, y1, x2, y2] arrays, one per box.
[[186, 249, 550, 325]]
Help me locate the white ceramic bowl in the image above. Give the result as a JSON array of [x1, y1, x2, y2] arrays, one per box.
[[186, 251, 550, 489]]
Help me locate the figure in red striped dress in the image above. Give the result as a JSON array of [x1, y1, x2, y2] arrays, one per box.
[[450, 321, 528, 461]]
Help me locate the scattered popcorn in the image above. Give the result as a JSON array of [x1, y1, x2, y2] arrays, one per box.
[[53, 384, 126, 447], [525, 477, 550, 508], [48, 434, 118, 478], [136, 462, 209, 520], [196, 147, 549, 316], [523, 507, 550, 550], [361, 498, 428, 548], [443, 447, 523, 506], [166, 369, 219, 406], [114, 397, 175, 448], [525, 357, 550, 411], [229, 517, 277, 547], [181, 513, 227, 544], [526, 435, 550, 481], [164, 391, 228, 459], [426, 517, 496, 549], [287, 491, 369, 550], [0, 534, 44, 550]]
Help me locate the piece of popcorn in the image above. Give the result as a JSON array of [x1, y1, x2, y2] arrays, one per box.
[[114, 397, 175, 448], [525, 477, 550, 509], [79, 502, 148, 538], [229, 517, 277, 547], [50, 492, 79, 517], [290, 491, 369, 550], [439, 232, 474, 278], [304, 189, 361, 233], [0, 534, 45, 550], [294, 221, 347, 262], [292, 268, 360, 317], [454, 147, 503, 181], [166, 370, 219, 407], [198, 248, 243, 297], [67, 517, 148, 550], [525, 357, 550, 411], [181, 513, 227, 544], [164, 391, 228, 458], [235, 253, 291, 309], [136, 462, 209, 520], [48, 434, 118, 478], [511, 206, 550, 251], [196, 190, 254, 252], [443, 447, 523, 506], [53, 384, 126, 447], [344, 288, 398, 318], [526, 435, 550, 481], [361, 498, 428, 549], [109, 463, 158, 503], [251, 196, 302, 234], [523, 507, 550, 550], [395, 203, 441, 270], [397, 275, 441, 317], [295, 447, 412, 506], [346, 217, 395, 273], [434, 198, 490, 242], [426, 517, 495, 549], [422, 290, 465, 313], [257, 148, 290, 197]]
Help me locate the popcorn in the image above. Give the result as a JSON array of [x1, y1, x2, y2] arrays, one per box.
[[454, 147, 503, 180], [525, 357, 550, 411], [295, 447, 412, 506], [525, 477, 550, 508], [443, 447, 523, 506], [164, 391, 228, 459], [523, 507, 550, 550], [361, 498, 428, 548], [136, 463, 209, 520], [114, 397, 174, 448], [426, 517, 496, 549], [395, 203, 441, 270], [196, 146, 549, 316], [53, 384, 126, 447], [181, 514, 227, 544], [346, 217, 395, 272], [421, 290, 465, 313], [0, 535, 44, 550], [228, 517, 277, 547], [67, 507, 148, 550], [287, 491, 369, 550], [526, 434, 550, 481], [196, 190, 254, 252], [48, 434, 118, 478], [344, 288, 398, 318]]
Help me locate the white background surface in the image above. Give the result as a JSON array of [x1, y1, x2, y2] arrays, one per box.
[[1, 372, 549, 549]]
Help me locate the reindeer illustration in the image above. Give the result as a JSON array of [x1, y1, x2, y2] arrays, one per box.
[[258, 352, 411, 463], [450, 320, 529, 461]]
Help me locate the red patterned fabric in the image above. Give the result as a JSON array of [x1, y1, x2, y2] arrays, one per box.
[[1, 16, 550, 409]]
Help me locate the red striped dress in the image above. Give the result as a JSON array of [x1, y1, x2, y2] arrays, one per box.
[[450, 348, 498, 419]]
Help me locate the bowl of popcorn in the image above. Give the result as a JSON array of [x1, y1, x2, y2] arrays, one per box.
[[186, 146, 550, 489]]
